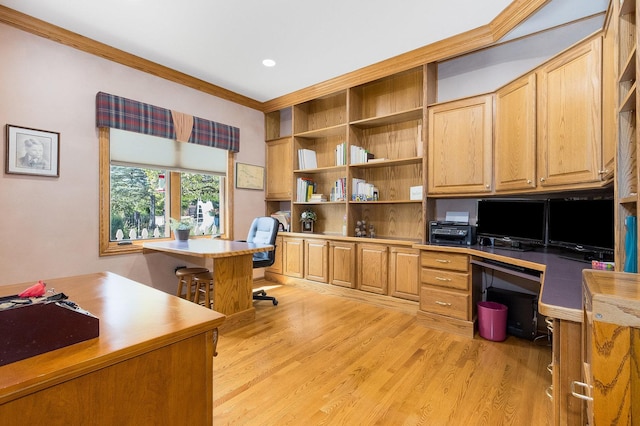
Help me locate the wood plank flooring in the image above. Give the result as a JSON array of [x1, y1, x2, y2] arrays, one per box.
[[212, 280, 553, 425]]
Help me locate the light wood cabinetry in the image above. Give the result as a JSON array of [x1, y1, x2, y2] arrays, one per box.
[[578, 270, 640, 425], [537, 36, 603, 188], [615, 0, 639, 271], [388, 247, 420, 301], [357, 243, 388, 294], [417, 250, 478, 338], [305, 238, 329, 283], [266, 137, 293, 199], [427, 94, 494, 195], [329, 240, 356, 288], [283, 236, 304, 278], [549, 318, 583, 425], [495, 74, 537, 192]]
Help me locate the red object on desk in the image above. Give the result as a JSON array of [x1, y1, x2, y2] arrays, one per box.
[[18, 280, 46, 298]]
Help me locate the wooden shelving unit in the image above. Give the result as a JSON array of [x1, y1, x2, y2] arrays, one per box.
[[616, 0, 639, 270], [267, 67, 426, 241]]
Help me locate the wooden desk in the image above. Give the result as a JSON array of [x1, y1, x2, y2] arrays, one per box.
[[0, 272, 225, 425], [143, 239, 273, 329]]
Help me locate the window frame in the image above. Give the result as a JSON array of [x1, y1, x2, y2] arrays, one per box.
[[99, 127, 235, 256]]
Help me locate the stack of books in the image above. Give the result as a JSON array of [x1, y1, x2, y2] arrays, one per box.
[[309, 194, 327, 202], [297, 149, 318, 169], [296, 177, 316, 202]]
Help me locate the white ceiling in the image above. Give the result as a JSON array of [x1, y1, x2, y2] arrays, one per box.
[[2, 0, 608, 103]]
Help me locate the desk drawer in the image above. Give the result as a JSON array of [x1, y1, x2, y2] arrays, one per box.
[[420, 286, 469, 320], [421, 268, 469, 291], [421, 251, 469, 272]]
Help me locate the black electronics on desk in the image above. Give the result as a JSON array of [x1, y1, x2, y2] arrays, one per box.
[[476, 199, 546, 251], [547, 198, 614, 262], [429, 221, 476, 246]]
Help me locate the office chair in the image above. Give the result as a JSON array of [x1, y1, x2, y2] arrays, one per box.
[[243, 216, 279, 306]]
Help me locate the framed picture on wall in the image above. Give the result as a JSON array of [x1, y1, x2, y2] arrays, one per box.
[[235, 162, 264, 190], [5, 124, 60, 177]]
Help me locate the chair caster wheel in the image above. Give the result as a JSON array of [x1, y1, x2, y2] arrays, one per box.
[[273, 300, 278, 306]]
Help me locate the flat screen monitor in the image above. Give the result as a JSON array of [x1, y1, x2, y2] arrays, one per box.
[[476, 199, 546, 250], [547, 198, 614, 257]]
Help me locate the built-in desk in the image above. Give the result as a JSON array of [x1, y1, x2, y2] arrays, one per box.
[[416, 243, 589, 425]]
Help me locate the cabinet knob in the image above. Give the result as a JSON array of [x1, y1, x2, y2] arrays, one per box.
[[527, 179, 532, 184], [485, 184, 490, 189], [540, 177, 546, 182]]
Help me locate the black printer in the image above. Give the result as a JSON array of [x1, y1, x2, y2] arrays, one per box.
[[429, 220, 476, 246]]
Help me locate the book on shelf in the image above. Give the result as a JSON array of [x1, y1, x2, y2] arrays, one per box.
[[367, 158, 387, 163], [331, 177, 346, 201], [350, 145, 373, 164], [335, 142, 346, 166], [309, 193, 327, 202], [298, 149, 317, 169], [296, 177, 316, 202]]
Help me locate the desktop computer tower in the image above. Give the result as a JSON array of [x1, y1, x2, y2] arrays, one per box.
[[486, 287, 538, 340]]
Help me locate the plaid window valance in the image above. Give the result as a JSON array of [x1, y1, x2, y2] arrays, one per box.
[[96, 92, 240, 152]]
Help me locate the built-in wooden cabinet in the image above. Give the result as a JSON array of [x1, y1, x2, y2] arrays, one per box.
[[577, 270, 640, 425], [615, 0, 639, 271], [305, 239, 329, 283], [495, 74, 537, 192], [537, 36, 603, 188], [417, 250, 477, 338], [357, 243, 388, 294], [282, 236, 304, 278], [549, 318, 583, 425], [388, 247, 420, 301], [329, 241, 356, 288], [427, 94, 494, 195], [266, 137, 293, 200]]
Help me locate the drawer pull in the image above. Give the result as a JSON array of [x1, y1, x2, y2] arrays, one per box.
[[545, 317, 554, 333], [436, 259, 451, 264], [547, 363, 553, 375], [545, 385, 553, 401], [435, 300, 452, 307], [435, 276, 452, 282], [570, 381, 593, 401]]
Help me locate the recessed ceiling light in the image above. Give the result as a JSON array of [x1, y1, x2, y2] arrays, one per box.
[[262, 59, 276, 67]]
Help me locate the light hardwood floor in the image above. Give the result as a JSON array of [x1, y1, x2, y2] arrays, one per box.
[[212, 280, 553, 425]]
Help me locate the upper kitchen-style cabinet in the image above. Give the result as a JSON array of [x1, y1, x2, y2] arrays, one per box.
[[494, 73, 537, 192], [427, 94, 494, 195], [537, 36, 603, 188]]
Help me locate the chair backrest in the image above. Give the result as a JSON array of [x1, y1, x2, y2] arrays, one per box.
[[246, 217, 279, 268]]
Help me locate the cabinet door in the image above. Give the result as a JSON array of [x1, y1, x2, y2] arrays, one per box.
[[357, 243, 388, 294], [495, 73, 537, 192], [266, 236, 283, 274], [266, 137, 293, 199], [427, 94, 493, 195], [601, 18, 615, 181], [283, 237, 304, 278], [537, 37, 602, 188], [388, 247, 419, 301], [305, 239, 329, 283], [329, 241, 356, 288]]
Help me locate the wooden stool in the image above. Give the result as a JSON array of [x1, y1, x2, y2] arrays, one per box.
[[192, 271, 214, 309], [175, 267, 209, 301]]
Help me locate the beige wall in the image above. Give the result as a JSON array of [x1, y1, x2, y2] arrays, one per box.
[[0, 23, 266, 293]]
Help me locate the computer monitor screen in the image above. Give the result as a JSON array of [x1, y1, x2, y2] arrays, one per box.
[[547, 198, 614, 253], [476, 199, 546, 246]]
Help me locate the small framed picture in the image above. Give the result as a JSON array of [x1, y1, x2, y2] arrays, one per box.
[[302, 221, 314, 233], [235, 162, 264, 190], [5, 124, 60, 177]]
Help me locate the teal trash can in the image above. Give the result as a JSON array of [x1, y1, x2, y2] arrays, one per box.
[[477, 301, 508, 341]]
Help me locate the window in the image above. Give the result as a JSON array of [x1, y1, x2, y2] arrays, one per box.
[[99, 128, 232, 255]]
